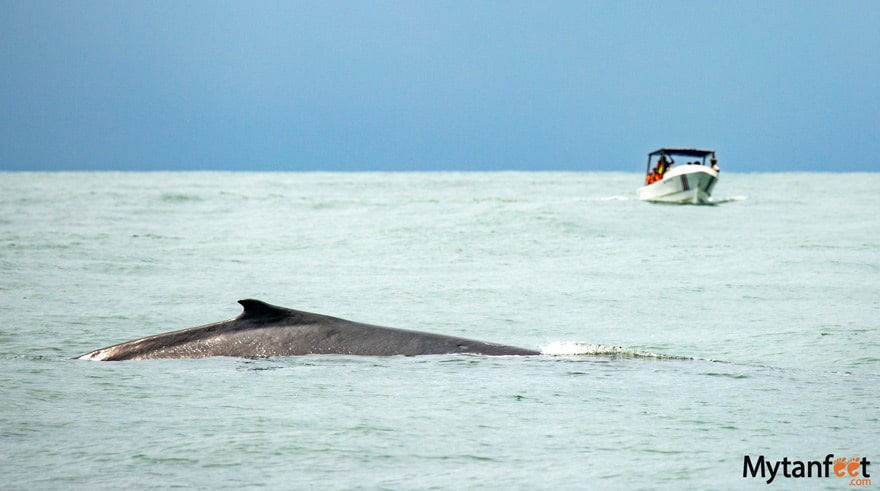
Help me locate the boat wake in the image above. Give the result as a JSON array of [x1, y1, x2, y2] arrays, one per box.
[[539, 342, 692, 360], [709, 195, 748, 204]]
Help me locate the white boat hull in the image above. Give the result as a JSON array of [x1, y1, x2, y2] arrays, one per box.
[[637, 165, 719, 204]]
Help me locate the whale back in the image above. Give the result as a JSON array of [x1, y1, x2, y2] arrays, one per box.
[[76, 299, 540, 360]]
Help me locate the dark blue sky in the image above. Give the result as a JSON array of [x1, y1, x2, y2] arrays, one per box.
[[2, 1, 878, 171]]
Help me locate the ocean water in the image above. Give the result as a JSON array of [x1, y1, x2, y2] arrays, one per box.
[[1, 171, 878, 489]]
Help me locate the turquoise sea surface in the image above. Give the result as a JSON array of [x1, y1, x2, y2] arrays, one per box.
[[1, 172, 878, 489]]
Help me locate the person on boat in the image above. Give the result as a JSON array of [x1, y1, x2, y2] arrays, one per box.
[[646, 161, 657, 184], [657, 155, 671, 178], [711, 156, 719, 172]]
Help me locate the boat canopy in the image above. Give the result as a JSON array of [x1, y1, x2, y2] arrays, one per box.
[[648, 148, 715, 159]]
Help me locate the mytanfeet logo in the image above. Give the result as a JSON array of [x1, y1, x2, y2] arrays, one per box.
[[743, 454, 871, 485]]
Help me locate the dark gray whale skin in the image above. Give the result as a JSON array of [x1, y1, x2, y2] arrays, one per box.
[[77, 299, 540, 361]]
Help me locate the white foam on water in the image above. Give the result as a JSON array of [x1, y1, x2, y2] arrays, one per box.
[[539, 341, 689, 359], [709, 195, 748, 204]]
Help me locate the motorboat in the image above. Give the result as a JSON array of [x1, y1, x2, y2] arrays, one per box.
[[637, 148, 719, 204]]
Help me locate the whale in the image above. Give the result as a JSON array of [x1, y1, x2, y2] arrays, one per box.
[[76, 299, 540, 361]]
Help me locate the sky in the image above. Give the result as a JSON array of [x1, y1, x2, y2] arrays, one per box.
[[1, 0, 878, 172]]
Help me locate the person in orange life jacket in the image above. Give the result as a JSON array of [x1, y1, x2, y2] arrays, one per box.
[[646, 163, 658, 184], [646, 156, 667, 184], [647, 159, 661, 184], [648, 155, 672, 184]]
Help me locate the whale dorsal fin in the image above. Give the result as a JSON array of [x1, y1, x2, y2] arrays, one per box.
[[237, 299, 290, 320]]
